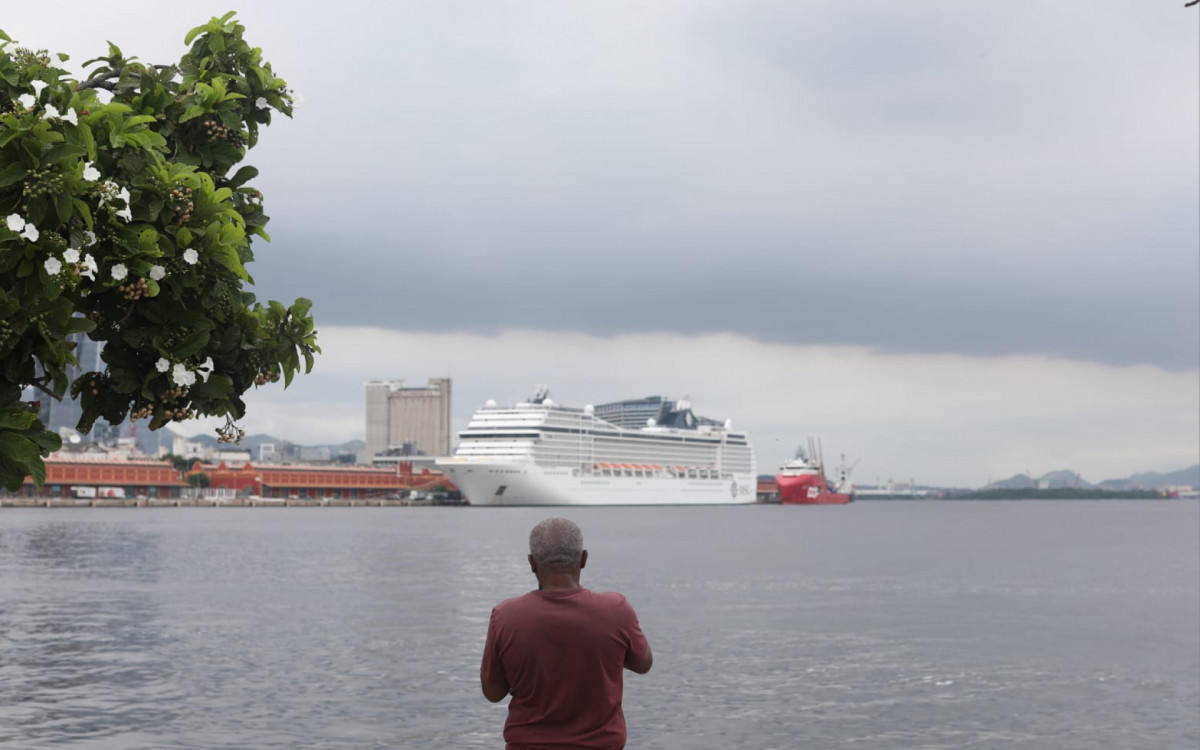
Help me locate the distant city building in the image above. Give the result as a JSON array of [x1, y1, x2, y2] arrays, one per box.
[[215, 449, 252, 465], [365, 378, 452, 460], [172, 436, 209, 461], [298, 445, 332, 463], [37, 332, 113, 440], [258, 443, 276, 462]]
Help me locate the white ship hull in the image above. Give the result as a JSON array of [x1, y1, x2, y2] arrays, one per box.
[[439, 458, 757, 506]]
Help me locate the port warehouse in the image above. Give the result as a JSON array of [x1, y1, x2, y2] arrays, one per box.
[[9, 456, 456, 500]]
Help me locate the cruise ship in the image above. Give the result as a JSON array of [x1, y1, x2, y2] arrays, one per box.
[[436, 387, 756, 506]]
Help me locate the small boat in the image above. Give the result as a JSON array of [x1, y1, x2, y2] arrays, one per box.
[[776, 438, 853, 505]]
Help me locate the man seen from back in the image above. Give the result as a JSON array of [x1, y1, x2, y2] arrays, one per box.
[[481, 517, 653, 750]]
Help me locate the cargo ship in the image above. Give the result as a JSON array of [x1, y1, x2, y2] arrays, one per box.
[[776, 438, 853, 505], [436, 387, 756, 506]]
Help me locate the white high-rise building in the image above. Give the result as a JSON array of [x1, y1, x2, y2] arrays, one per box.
[[38, 332, 110, 439], [364, 378, 452, 460]]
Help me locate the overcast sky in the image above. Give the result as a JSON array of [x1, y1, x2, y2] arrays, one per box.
[[9, 2, 1198, 487]]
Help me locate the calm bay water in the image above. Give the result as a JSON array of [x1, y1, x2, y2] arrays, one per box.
[[1, 501, 1197, 749]]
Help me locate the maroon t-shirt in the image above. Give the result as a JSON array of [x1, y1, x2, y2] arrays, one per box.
[[481, 588, 650, 750]]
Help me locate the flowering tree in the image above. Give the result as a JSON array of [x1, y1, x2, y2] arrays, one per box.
[[0, 13, 318, 490]]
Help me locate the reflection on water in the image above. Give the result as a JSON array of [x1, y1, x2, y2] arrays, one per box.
[[0, 503, 1197, 749]]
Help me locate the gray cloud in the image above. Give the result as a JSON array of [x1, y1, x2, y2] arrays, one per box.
[[10, 1, 1200, 475], [188, 0, 1196, 371]]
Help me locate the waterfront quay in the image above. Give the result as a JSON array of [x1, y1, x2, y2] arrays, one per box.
[[1, 496, 438, 508]]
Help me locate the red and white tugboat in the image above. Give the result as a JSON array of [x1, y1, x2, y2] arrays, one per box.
[[776, 438, 853, 505]]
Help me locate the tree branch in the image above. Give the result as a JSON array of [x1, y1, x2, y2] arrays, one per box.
[[28, 379, 62, 402], [76, 70, 119, 91]]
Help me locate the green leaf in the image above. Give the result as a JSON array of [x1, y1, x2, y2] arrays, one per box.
[[55, 194, 72, 224], [0, 161, 26, 188], [26, 428, 62, 454], [0, 124, 22, 149], [139, 228, 159, 252], [77, 122, 96, 161], [211, 243, 248, 280], [180, 104, 207, 123], [65, 317, 97, 334], [184, 24, 207, 46], [174, 328, 211, 358], [227, 165, 258, 188], [72, 199, 93, 230], [0, 432, 43, 476], [0, 408, 36, 431]]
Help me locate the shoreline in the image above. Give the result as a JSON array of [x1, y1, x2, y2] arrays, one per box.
[[0, 497, 438, 508]]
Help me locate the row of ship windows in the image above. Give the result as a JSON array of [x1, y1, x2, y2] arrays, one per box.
[[455, 445, 753, 468], [459, 438, 752, 457], [455, 448, 753, 473], [461, 426, 748, 446], [574, 466, 730, 480]]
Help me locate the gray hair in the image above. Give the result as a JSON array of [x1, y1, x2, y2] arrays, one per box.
[[529, 517, 584, 570]]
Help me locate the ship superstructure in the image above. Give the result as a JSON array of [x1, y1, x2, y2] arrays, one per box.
[[775, 438, 854, 505], [437, 387, 756, 506]]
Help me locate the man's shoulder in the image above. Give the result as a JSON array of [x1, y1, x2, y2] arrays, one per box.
[[584, 589, 630, 606], [577, 589, 641, 619], [492, 590, 539, 613]]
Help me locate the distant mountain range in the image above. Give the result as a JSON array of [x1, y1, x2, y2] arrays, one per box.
[[135, 426, 365, 455], [986, 465, 1199, 491]]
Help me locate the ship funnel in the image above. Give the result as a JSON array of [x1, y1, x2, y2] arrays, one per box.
[[724, 419, 733, 430]]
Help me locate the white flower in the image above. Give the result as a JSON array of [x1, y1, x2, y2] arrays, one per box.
[[44, 257, 62, 275], [197, 356, 215, 382], [171, 363, 197, 387], [31, 81, 47, 95], [83, 230, 97, 246], [64, 248, 80, 264], [149, 264, 165, 281], [117, 186, 130, 205], [82, 162, 100, 181], [18, 93, 34, 108], [44, 104, 61, 119], [20, 223, 38, 242], [63, 108, 78, 126], [97, 181, 117, 207], [156, 358, 170, 373], [80, 253, 98, 281], [5, 214, 23, 232], [116, 206, 132, 222], [111, 263, 128, 281], [183, 248, 199, 265], [256, 97, 268, 109]]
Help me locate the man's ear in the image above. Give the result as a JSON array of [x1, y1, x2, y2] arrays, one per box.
[[528, 554, 538, 574], [580, 550, 588, 569]]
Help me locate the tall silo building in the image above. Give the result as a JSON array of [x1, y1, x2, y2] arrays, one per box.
[[365, 378, 452, 460]]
